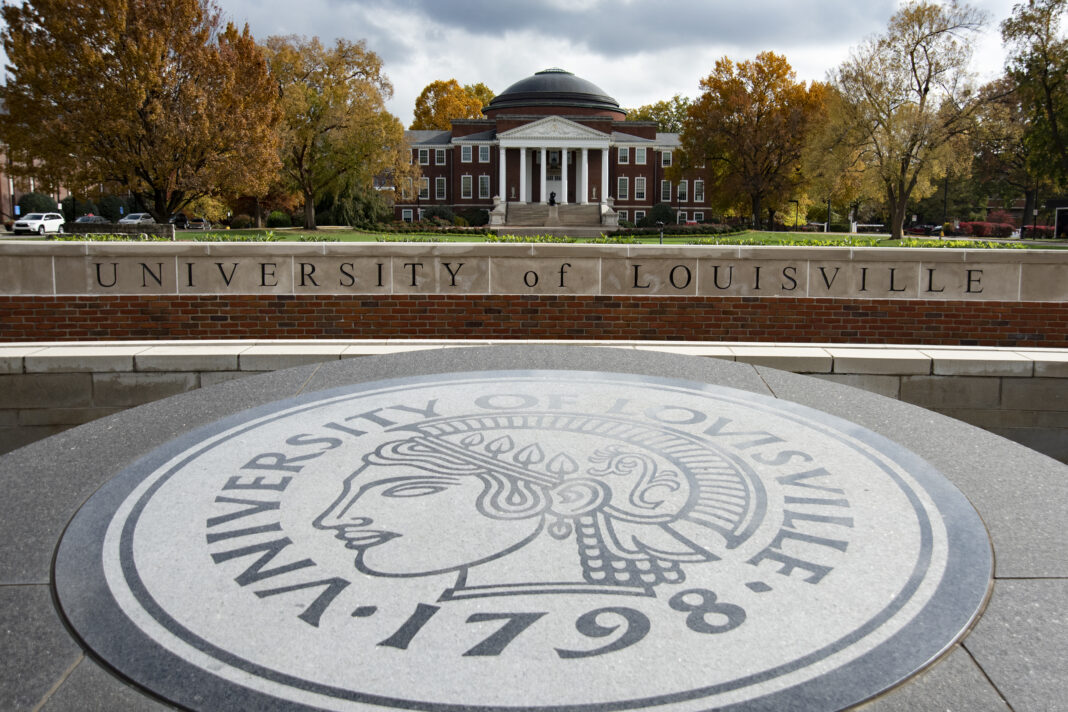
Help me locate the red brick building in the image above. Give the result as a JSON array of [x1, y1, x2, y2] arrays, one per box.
[[396, 68, 710, 227]]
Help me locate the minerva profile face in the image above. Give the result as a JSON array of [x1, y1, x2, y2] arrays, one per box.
[[313, 416, 752, 590], [314, 466, 545, 577]]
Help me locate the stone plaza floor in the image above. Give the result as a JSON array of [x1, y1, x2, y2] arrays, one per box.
[[1, 345, 1065, 711]]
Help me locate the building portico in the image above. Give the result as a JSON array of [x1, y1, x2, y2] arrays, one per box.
[[496, 117, 610, 205]]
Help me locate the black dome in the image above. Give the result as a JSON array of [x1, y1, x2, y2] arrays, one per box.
[[485, 68, 624, 114]]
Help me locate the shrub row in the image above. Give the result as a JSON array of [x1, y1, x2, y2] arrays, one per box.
[[956, 221, 1015, 238], [1020, 225, 1057, 239], [609, 224, 742, 238]]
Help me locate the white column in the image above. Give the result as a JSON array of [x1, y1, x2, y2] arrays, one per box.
[[601, 148, 609, 202], [560, 149, 569, 205], [498, 146, 506, 200], [540, 148, 547, 204], [519, 148, 527, 203], [580, 148, 589, 204]]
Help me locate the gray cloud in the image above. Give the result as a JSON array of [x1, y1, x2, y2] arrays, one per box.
[[366, 0, 900, 56]]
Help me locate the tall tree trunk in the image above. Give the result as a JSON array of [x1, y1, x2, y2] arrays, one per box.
[[303, 187, 316, 229], [1022, 188, 1037, 235], [751, 194, 762, 230], [888, 199, 907, 239]]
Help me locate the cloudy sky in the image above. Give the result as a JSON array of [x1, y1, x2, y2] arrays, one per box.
[[217, 0, 1019, 125]]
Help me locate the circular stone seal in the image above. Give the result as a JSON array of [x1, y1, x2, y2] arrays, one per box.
[[55, 371, 991, 711]]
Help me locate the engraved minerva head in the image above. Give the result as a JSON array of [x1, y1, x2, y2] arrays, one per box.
[[314, 413, 763, 592]]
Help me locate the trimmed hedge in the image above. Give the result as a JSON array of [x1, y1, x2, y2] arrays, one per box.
[[1021, 225, 1056, 239], [957, 221, 1014, 238]]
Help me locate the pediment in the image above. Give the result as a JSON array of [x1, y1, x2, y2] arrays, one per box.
[[497, 116, 609, 141]]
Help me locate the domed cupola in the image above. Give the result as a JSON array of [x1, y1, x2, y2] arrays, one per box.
[[484, 68, 625, 119]]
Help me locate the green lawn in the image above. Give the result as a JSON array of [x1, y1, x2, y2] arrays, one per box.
[[171, 228, 1068, 249], [24, 226, 1066, 248]]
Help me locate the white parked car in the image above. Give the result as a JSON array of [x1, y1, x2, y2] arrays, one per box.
[[118, 212, 155, 225], [12, 212, 64, 235]]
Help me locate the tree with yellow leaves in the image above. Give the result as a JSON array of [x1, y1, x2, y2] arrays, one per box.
[[680, 52, 826, 229], [829, 1, 985, 238], [411, 79, 486, 130], [264, 36, 415, 229], [0, 0, 280, 223]]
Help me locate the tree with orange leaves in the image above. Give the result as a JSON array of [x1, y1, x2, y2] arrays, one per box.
[[0, 0, 280, 223], [680, 52, 826, 229], [411, 79, 486, 130]]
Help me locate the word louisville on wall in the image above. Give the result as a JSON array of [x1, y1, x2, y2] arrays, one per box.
[[2, 243, 1066, 301]]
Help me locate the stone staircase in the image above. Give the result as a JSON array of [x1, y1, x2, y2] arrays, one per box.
[[505, 203, 548, 226], [504, 203, 602, 227]]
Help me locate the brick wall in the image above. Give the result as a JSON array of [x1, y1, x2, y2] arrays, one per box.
[[1, 295, 1066, 346]]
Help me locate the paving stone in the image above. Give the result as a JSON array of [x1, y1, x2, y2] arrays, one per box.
[[0, 346, 44, 374], [24, 346, 146, 374], [17, 406, 125, 426], [238, 344, 348, 370], [1001, 377, 1068, 411], [0, 373, 93, 409], [965, 579, 1068, 712], [828, 348, 931, 375], [987, 426, 1068, 463], [199, 370, 262, 387], [1018, 350, 1068, 378], [0, 424, 70, 455], [39, 657, 174, 712], [923, 349, 1034, 377], [91, 372, 199, 407], [0, 586, 83, 710], [899, 375, 1001, 410], [135, 344, 247, 372], [730, 345, 832, 372], [856, 646, 1010, 712], [810, 373, 901, 399]]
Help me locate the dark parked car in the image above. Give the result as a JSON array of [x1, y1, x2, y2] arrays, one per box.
[[187, 217, 211, 230], [905, 224, 939, 236], [169, 214, 189, 229], [74, 215, 109, 224]]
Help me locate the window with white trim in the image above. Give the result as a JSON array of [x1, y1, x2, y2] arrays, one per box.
[[661, 150, 672, 167], [694, 212, 704, 222], [478, 175, 490, 199], [401, 209, 413, 222], [618, 147, 629, 164], [694, 180, 705, 203], [435, 149, 446, 165], [418, 148, 429, 165], [617, 176, 629, 200], [419, 177, 429, 199], [678, 211, 687, 223], [635, 147, 647, 165], [635, 176, 646, 201], [618, 210, 629, 222], [461, 145, 472, 163], [408, 151, 413, 165], [435, 176, 446, 200], [461, 175, 473, 199], [403, 178, 413, 199], [678, 180, 688, 202], [417, 208, 425, 220], [660, 180, 671, 202], [479, 145, 490, 163], [634, 210, 646, 222]]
